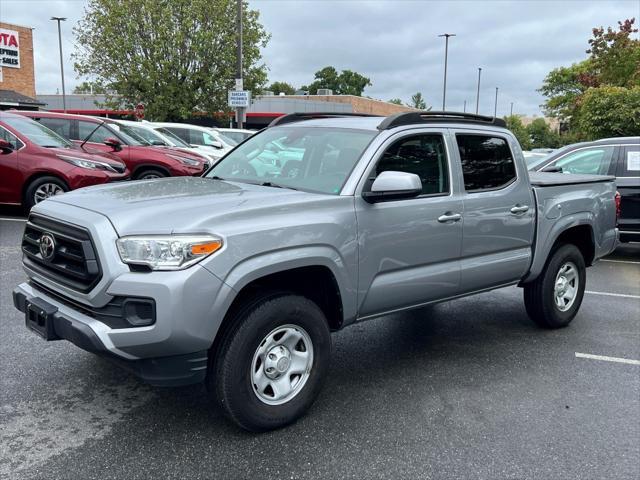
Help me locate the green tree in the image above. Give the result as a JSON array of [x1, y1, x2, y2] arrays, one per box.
[[306, 66, 371, 96], [73, 0, 270, 121], [577, 85, 640, 139], [526, 118, 561, 149], [267, 81, 296, 95], [409, 92, 427, 109], [72, 81, 107, 94], [539, 61, 593, 121], [504, 115, 532, 150], [388, 98, 403, 105], [587, 18, 640, 87]]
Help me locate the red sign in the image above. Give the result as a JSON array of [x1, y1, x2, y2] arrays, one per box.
[[134, 103, 145, 120]]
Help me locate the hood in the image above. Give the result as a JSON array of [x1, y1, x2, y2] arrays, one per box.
[[47, 177, 327, 235]]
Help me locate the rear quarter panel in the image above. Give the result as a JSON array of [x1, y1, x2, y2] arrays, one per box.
[[522, 180, 618, 282]]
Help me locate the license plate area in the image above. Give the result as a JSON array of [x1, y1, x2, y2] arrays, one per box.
[[25, 297, 59, 340]]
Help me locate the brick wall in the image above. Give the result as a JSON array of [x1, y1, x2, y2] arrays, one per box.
[[283, 95, 417, 116], [0, 22, 36, 98]]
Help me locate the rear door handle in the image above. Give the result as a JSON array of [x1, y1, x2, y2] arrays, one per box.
[[437, 212, 462, 223], [510, 205, 529, 214]]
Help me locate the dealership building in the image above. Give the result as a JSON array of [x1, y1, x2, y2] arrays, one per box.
[[0, 21, 44, 110]]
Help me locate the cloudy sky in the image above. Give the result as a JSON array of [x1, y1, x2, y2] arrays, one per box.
[[2, 0, 638, 115]]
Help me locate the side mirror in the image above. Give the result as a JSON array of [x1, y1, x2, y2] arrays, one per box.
[[362, 171, 422, 203], [104, 137, 122, 151], [0, 139, 14, 154], [542, 165, 563, 173], [210, 140, 223, 149], [150, 140, 166, 146]]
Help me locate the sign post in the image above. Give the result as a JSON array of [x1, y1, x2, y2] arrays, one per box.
[[228, 89, 249, 126], [134, 103, 145, 120]]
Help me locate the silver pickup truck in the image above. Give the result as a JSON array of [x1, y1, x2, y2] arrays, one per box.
[[13, 112, 619, 431]]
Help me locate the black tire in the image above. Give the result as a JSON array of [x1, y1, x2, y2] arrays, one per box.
[[523, 244, 586, 329], [212, 293, 331, 432], [24, 176, 68, 209], [134, 168, 168, 180]]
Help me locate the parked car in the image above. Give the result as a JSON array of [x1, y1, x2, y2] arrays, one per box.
[[13, 112, 618, 432], [217, 128, 255, 144], [529, 137, 639, 242], [17, 111, 208, 180], [522, 150, 549, 168], [149, 122, 237, 159], [0, 111, 127, 208], [105, 119, 216, 166]]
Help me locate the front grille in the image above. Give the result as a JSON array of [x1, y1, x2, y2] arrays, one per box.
[[22, 215, 102, 293]]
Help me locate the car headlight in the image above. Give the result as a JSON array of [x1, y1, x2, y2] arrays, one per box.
[[57, 154, 118, 172], [166, 153, 202, 167], [116, 235, 223, 270]]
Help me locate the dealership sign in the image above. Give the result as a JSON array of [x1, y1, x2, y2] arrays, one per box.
[[228, 90, 250, 108], [0, 28, 20, 68]]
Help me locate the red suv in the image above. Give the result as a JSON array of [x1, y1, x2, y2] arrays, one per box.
[[17, 111, 208, 180], [0, 111, 128, 209]]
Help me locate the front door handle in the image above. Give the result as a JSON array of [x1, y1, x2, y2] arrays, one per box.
[[437, 212, 462, 223], [510, 205, 529, 215]]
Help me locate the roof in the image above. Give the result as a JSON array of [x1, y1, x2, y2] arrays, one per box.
[[0, 90, 46, 107]]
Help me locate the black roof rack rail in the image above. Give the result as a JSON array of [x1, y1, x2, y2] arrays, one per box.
[[377, 111, 507, 130], [268, 112, 380, 128]]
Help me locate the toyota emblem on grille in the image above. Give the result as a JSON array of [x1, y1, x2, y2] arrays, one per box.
[[39, 233, 56, 261]]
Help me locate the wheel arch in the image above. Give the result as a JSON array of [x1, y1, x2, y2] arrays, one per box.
[[132, 163, 172, 178], [22, 172, 69, 205]]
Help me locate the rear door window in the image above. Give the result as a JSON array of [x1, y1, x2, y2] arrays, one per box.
[[37, 118, 72, 139], [456, 134, 516, 191], [617, 146, 640, 177], [164, 127, 191, 144]]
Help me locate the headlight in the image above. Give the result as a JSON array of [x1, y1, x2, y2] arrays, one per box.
[[57, 154, 118, 172], [116, 235, 222, 270], [166, 153, 202, 167]]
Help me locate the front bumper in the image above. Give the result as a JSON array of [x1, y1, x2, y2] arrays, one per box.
[[13, 284, 208, 387]]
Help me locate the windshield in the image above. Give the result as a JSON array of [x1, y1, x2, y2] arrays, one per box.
[[527, 145, 573, 170], [210, 129, 238, 147], [206, 126, 377, 194], [102, 123, 146, 146], [153, 127, 191, 147], [3, 116, 73, 148]]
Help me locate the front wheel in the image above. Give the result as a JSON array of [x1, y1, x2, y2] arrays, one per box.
[[523, 244, 586, 329], [24, 176, 68, 209], [212, 293, 331, 431], [134, 168, 167, 180]]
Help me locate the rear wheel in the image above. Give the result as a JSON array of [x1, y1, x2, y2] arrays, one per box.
[[24, 176, 68, 209], [212, 293, 331, 432], [135, 168, 167, 180], [523, 244, 586, 328]]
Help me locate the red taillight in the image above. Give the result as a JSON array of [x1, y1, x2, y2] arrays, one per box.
[[615, 191, 621, 221]]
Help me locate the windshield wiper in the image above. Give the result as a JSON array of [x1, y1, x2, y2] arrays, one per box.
[[208, 175, 226, 181], [260, 181, 298, 191]]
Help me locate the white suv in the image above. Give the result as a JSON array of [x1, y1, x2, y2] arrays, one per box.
[[149, 122, 237, 160]]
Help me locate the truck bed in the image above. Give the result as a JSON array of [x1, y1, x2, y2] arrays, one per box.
[[528, 171, 615, 187]]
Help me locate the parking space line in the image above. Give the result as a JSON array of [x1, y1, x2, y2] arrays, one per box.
[[586, 290, 640, 299], [0, 217, 26, 222], [601, 259, 640, 265], [575, 352, 640, 365]]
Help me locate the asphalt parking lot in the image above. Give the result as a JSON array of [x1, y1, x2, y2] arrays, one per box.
[[1, 208, 638, 480]]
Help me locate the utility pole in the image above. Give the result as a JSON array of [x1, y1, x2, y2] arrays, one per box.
[[510, 102, 514, 116], [438, 33, 456, 111], [463, 100, 467, 113], [235, 0, 244, 128], [494, 87, 499, 117], [51, 17, 67, 113], [475, 67, 482, 114]]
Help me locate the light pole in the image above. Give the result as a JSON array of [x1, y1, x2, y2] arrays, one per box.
[[235, 0, 244, 128], [494, 87, 499, 117], [438, 33, 456, 111], [463, 100, 467, 113], [510, 102, 514, 116], [51, 17, 67, 113], [475, 67, 482, 114]]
